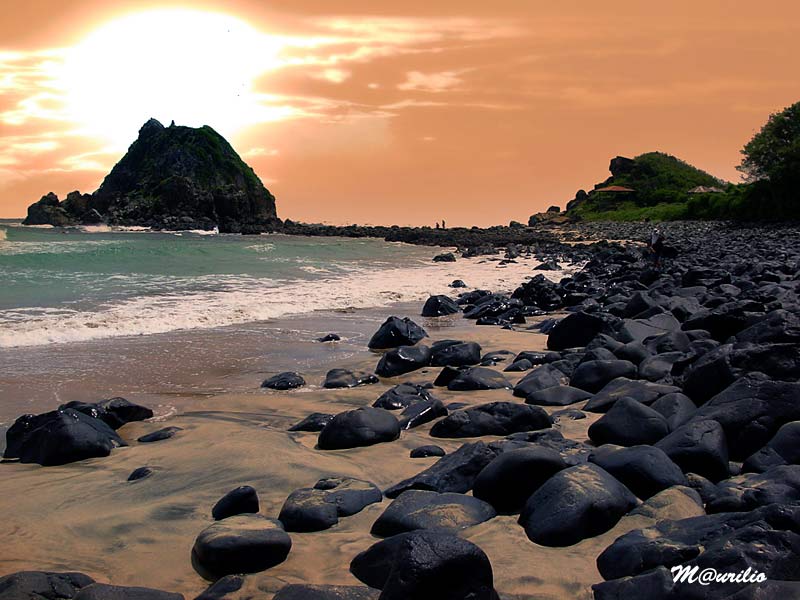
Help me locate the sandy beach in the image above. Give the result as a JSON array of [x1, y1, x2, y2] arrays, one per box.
[[0, 302, 697, 599]]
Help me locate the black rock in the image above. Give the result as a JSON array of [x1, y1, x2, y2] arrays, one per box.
[[318, 407, 400, 450], [398, 398, 448, 430], [431, 402, 551, 438], [433, 252, 457, 262], [518, 463, 638, 546], [595, 504, 800, 598], [371, 490, 496, 537], [503, 359, 532, 372], [385, 441, 499, 498], [686, 376, 800, 460], [421, 295, 461, 317], [708, 465, 800, 512], [192, 515, 291, 578], [279, 477, 382, 532], [433, 366, 464, 387], [194, 575, 244, 600], [430, 341, 483, 367], [473, 446, 567, 513], [288, 413, 333, 432], [350, 530, 498, 600], [128, 467, 154, 482], [0, 571, 95, 599], [59, 397, 153, 430], [588, 398, 670, 446], [449, 280, 467, 288], [410, 445, 446, 458], [524, 385, 592, 406], [4, 408, 126, 466], [211, 486, 259, 520], [322, 369, 379, 389], [655, 419, 730, 482], [376, 345, 432, 377], [588, 445, 687, 500], [261, 372, 306, 390], [547, 311, 615, 351], [368, 316, 428, 349], [743, 420, 800, 472], [584, 378, 680, 413], [318, 333, 341, 342], [373, 383, 435, 410], [512, 364, 568, 397], [446, 367, 512, 391], [650, 392, 696, 431], [137, 427, 182, 443], [73, 584, 183, 600], [570, 360, 638, 393], [273, 585, 378, 600]]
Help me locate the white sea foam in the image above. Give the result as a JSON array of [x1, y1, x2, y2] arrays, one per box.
[[0, 256, 577, 348]]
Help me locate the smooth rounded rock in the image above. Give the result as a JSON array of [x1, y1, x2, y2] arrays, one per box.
[[318, 407, 400, 450], [371, 490, 496, 537], [211, 486, 259, 521], [261, 372, 306, 390]]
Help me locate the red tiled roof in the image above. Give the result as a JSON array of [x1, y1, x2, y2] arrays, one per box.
[[594, 185, 635, 193]]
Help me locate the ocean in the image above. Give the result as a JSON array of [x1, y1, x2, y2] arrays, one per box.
[[0, 221, 572, 431]]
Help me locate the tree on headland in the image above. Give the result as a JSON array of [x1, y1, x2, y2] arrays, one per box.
[[738, 101, 800, 187]]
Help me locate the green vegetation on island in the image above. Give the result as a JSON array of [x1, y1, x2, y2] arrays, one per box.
[[562, 100, 800, 222]]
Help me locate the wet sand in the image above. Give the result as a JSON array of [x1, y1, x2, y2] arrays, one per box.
[[0, 306, 693, 599]]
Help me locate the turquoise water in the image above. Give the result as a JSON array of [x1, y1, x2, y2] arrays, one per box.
[[0, 223, 437, 347]]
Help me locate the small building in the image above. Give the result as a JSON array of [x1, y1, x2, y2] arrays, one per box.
[[688, 185, 724, 194], [593, 185, 635, 193]]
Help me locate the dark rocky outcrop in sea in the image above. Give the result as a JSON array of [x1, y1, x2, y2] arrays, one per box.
[[23, 119, 280, 233]]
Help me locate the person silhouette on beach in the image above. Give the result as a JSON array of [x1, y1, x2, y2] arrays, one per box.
[[442, 220, 446, 229]]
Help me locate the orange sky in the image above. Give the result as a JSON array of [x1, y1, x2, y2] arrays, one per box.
[[1, 0, 799, 225]]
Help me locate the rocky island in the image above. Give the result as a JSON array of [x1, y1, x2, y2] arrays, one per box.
[[23, 119, 280, 233]]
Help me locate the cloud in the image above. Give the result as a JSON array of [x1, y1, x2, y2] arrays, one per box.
[[398, 70, 463, 93], [310, 68, 351, 83]]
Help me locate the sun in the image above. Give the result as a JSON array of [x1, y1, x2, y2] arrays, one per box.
[[59, 9, 293, 151]]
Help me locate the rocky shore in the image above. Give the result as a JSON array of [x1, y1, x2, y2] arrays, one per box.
[[2, 221, 799, 599]]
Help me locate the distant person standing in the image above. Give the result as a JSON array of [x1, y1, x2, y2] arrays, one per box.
[[648, 228, 665, 268], [442, 219, 447, 229], [435, 222, 440, 229]]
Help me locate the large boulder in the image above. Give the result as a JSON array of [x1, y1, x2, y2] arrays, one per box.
[[473, 446, 567, 513], [370, 490, 496, 537], [512, 364, 568, 397], [430, 402, 551, 438], [518, 464, 637, 546], [584, 378, 679, 413], [322, 369, 379, 389], [569, 360, 638, 393], [375, 345, 432, 377], [73, 584, 183, 600], [261, 372, 306, 390], [430, 341, 482, 367], [446, 367, 512, 391], [368, 317, 428, 349], [350, 530, 498, 600], [60, 397, 153, 430], [385, 441, 499, 498], [707, 465, 800, 513], [743, 420, 800, 472], [0, 571, 95, 599], [686, 376, 800, 460], [273, 585, 378, 600], [373, 383, 435, 410], [655, 419, 729, 482], [547, 311, 615, 351], [279, 477, 382, 532], [650, 393, 696, 430], [524, 385, 592, 407], [288, 413, 333, 432], [398, 398, 448, 430], [588, 445, 687, 500], [318, 408, 400, 450], [421, 295, 461, 317], [192, 515, 291, 578], [594, 504, 800, 599], [4, 409, 126, 466], [588, 397, 670, 446]]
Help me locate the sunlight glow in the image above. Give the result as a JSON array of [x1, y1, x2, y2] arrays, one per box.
[[59, 9, 295, 150]]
